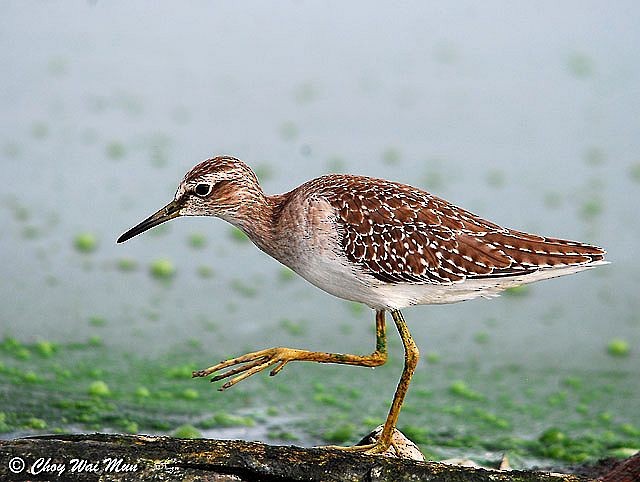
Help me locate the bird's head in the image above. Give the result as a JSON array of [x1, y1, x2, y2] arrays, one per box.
[[117, 156, 261, 243]]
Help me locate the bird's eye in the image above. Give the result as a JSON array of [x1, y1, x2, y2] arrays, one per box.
[[194, 183, 212, 197]]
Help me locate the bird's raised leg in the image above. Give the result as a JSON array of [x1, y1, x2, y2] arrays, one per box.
[[329, 309, 419, 455], [193, 310, 387, 390]]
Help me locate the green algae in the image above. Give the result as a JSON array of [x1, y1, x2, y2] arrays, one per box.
[[196, 265, 214, 278], [278, 267, 296, 282], [30, 121, 49, 139], [229, 226, 249, 243], [150, 258, 176, 279], [89, 316, 107, 327], [181, 388, 199, 400], [580, 198, 604, 220], [199, 412, 255, 428], [279, 121, 299, 141], [606, 338, 630, 357], [279, 318, 307, 336], [35, 341, 57, 358], [188, 232, 207, 249], [88, 381, 111, 397], [135, 386, 150, 398], [229, 279, 258, 298], [116, 257, 138, 272], [630, 163, 640, 183], [1, 337, 638, 467], [173, 424, 202, 439], [584, 147, 605, 166], [504, 285, 530, 297], [323, 423, 356, 443], [449, 380, 484, 401], [381, 147, 401, 165], [486, 169, 506, 188], [74, 232, 98, 253], [105, 141, 126, 160], [566, 52, 594, 78]]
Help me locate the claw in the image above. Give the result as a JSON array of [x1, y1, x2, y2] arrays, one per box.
[[194, 347, 301, 389]]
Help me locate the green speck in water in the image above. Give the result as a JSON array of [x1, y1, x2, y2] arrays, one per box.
[[629, 163, 640, 183], [181, 388, 199, 400], [3, 141, 22, 159], [197, 265, 214, 278], [47, 57, 68, 76], [200, 412, 256, 428], [567, 52, 594, 78], [188, 232, 207, 249], [580, 198, 603, 220], [294, 82, 318, 104], [609, 447, 640, 459], [347, 302, 365, 316], [584, 147, 605, 166], [148, 223, 170, 237], [173, 424, 201, 439], [23, 371, 40, 383], [123, 420, 139, 433], [150, 258, 176, 279], [26, 417, 47, 430], [425, 352, 440, 364], [117, 258, 138, 272], [166, 364, 196, 379], [254, 163, 275, 182], [486, 169, 506, 188], [539, 427, 566, 444], [88, 381, 111, 397], [544, 191, 563, 209], [473, 332, 490, 344], [562, 376, 583, 389], [505, 285, 530, 297], [74, 232, 98, 253], [35, 340, 57, 357], [229, 227, 249, 243], [449, 380, 484, 401], [89, 316, 106, 327], [326, 155, 346, 172], [106, 141, 126, 160], [280, 318, 307, 336], [230, 279, 258, 298], [22, 225, 41, 239], [135, 386, 150, 398], [620, 423, 640, 437], [278, 267, 296, 282], [472, 408, 510, 429], [88, 335, 103, 347], [279, 121, 299, 141], [547, 391, 568, 407], [268, 430, 299, 441], [382, 147, 401, 165], [31, 121, 49, 139], [606, 338, 630, 358], [323, 423, 355, 443], [433, 41, 458, 64]]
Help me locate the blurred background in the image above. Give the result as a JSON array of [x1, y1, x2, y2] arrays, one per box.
[[1, 1, 638, 468]]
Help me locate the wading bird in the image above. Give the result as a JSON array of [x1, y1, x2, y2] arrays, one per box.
[[118, 156, 607, 454]]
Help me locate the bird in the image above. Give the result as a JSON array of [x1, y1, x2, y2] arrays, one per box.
[[117, 156, 607, 454]]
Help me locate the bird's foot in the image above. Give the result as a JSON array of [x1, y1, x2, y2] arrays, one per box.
[[192, 346, 302, 390], [321, 425, 425, 461]]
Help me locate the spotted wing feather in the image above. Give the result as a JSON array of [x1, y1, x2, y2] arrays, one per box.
[[314, 175, 605, 285]]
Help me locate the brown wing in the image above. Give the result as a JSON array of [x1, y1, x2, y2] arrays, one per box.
[[318, 175, 605, 285]]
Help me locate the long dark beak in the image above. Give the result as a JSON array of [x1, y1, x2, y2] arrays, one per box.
[[117, 199, 182, 243]]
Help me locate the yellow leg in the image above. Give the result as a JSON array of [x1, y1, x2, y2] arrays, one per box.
[[329, 309, 419, 454], [193, 310, 387, 390]]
